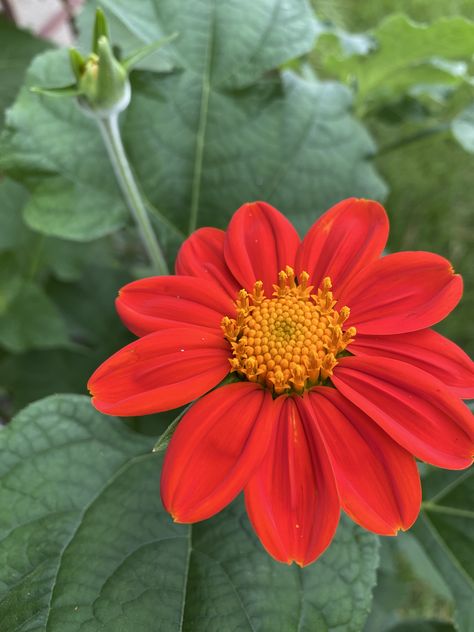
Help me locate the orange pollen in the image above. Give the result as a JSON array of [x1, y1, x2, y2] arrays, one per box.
[[221, 267, 356, 395]]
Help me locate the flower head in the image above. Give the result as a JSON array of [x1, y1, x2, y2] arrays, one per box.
[[88, 198, 474, 566]]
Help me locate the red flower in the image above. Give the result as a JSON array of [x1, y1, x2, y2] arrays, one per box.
[[88, 199, 474, 566]]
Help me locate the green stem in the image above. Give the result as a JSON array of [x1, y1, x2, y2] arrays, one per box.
[[97, 114, 169, 274], [422, 502, 474, 520]]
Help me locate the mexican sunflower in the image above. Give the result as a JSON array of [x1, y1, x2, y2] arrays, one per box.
[[88, 198, 474, 566]]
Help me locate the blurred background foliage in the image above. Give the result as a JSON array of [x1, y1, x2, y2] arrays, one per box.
[[314, 0, 474, 28], [0, 0, 472, 630]]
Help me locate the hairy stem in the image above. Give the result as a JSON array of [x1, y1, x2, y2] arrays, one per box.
[[97, 114, 169, 274]]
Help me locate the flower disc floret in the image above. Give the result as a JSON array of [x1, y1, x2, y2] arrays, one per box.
[[222, 267, 356, 394]]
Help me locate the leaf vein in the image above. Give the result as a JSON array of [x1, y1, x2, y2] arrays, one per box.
[[43, 452, 152, 631]]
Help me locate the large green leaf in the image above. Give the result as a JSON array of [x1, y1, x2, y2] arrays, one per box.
[[0, 395, 379, 631], [314, 15, 474, 113], [0, 0, 385, 242], [79, 0, 317, 84], [412, 469, 474, 632]]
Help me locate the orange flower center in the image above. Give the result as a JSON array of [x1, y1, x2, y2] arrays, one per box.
[[221, 267, 356, 395]]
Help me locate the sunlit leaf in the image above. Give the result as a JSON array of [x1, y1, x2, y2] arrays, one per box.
[[314, 15, 474, 112]]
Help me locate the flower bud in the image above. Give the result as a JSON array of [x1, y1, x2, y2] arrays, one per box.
[[77, 37, 130, 116], [31, 8, 176, 119]]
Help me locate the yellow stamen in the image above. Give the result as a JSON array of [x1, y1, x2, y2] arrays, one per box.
[[312, 276, 337, 314], [304, 349, 321, 384], [235, 289, 250, 312], [251, 280, 265, 305], [221, 269, 356, 395]]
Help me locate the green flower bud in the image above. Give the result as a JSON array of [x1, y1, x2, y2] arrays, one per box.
[[31, 8, 177, 118], [77, 37, 130, 116]]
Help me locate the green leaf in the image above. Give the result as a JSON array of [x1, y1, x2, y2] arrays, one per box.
[[452, 103, 474, 153], [0, 17, 49, 123], [1, 0, 385, 242], [78, 4, 178, 74], [126, 68, 386, 235], [0, 281, 70, 353], [315, 15, 474, 112], [0, 177, 116, 281], [0, 395, 379, 631], [412, 469, 474, 632]]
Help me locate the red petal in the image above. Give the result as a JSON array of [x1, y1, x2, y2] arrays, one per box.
[[161, 383, 277, 522], [88, 328, 230, 416], [224, 202, 300, 295], [175, 227, 240, 298], [116, 275, 234, 337], [295, 198, 388, 293], [333, 356, 474, 469], [306, 388, 421, 535], [351, 329, 474, 399], [339, 251, 463, 334], [245, 396, 340, 566]]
